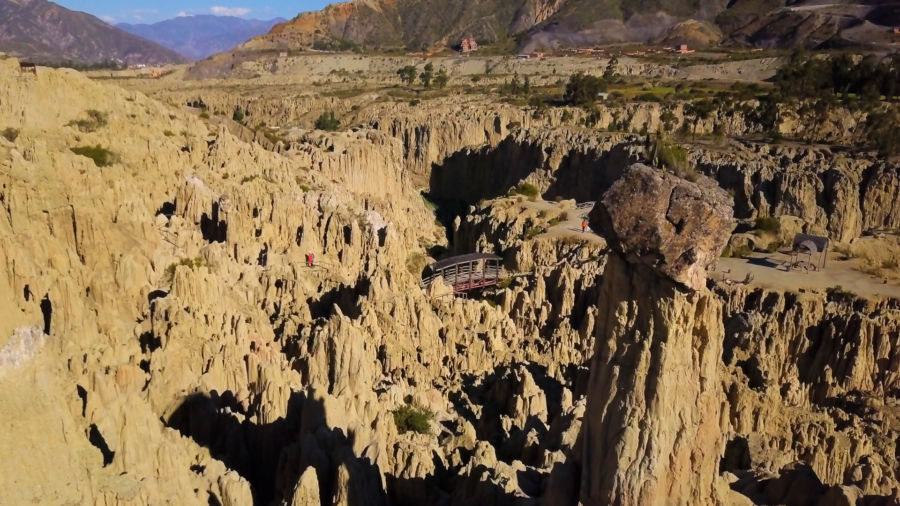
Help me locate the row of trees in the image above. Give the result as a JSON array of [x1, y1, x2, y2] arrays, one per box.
[[774, 52, 900, 101], [396, 62, 449, 89]]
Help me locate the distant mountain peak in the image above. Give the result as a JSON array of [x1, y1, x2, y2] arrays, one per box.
[[118, 15, 287, 60], [0, 0, 186, 65]]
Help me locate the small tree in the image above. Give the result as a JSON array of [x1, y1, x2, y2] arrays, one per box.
[[314, 111, 340, 131], [419, 68, 434, 88], [564, 73, 607, 106], [866, 109, 900, 156], [604, 56, 619, 81], [232, 107, 245, 122], [397, 65, 417, 86], [434, 69, 449, 89], [686, 99, 715, 141]]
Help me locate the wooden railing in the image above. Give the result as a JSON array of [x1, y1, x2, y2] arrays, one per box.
[[422, 264, 502, 293]]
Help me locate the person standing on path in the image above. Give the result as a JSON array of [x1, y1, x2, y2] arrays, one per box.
[[581, 220, 587, 233]]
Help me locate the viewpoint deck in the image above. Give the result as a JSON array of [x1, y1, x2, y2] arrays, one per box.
[[423, 253, 502, 293]]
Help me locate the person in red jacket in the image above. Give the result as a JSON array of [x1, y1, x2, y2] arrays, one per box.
[[581, 220, 587, 233]]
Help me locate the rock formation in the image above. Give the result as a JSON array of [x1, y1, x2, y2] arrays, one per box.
[[0, 55, 898, 506], [590, 163, 735, 291]]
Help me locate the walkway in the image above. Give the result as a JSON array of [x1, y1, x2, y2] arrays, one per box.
[[422, 253, 503, 293]]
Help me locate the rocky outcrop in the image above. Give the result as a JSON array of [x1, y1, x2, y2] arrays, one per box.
[[591, 164, 735, 291], [578, 254, 728, 505], [1, 54, 899, 506]]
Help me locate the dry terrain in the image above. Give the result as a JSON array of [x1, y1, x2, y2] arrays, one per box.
[[0, 49, 899, 506]]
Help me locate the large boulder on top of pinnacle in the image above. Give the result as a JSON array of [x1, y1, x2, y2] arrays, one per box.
[[589, 163, 735, 291]]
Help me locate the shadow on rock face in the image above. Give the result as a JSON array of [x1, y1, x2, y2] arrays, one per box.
[[167, 390, 304, 504]]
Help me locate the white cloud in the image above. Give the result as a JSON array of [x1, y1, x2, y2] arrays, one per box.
[[176, 11, 190, 17], [100, 15, 116, 23], [210, 6, 251, 16]]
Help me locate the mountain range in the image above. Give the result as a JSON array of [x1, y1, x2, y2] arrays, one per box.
[[118, 15, 286, 60], [241, 0, 900, 52], [0, 0, 185, 65]]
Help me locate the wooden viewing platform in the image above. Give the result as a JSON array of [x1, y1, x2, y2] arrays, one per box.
[[422, 253, 502, 293]]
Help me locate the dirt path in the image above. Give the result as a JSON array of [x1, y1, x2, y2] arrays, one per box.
[[715, 252, 900, 300], [522, 199, 606, 245]]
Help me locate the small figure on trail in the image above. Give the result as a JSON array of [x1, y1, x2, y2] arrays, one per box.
[[305, 253, 311, 267], [310, 253, 315, 267], [581, 220, 587, 233]]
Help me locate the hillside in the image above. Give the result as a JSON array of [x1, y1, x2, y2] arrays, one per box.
[[118, 15, 286, 61], [0, 0, 186, 65], [242, 0, 900, 52]]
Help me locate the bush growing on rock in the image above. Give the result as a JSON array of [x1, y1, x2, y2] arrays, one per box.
[[67, 110, 107, 133], [314, 111, 340, 131], [2, 127, 19, 142], [70, 145, 117, 167], [510, 182, 540, 198], [165, 256, 206, 278], [754, 216, 781, 235], [392, 404, 433, 435]]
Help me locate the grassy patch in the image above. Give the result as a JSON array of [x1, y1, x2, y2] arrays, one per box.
[[510, 182, 540, 198], [497, 277, 513, 289], [1, 127, 19, 142], [525, 226, 546, 240], [166, 256, 206, 278], [314, 111, 340, 131], [392, 404, 434, 435], [70, 145, 117, 167], [67, 110, 108, 133]]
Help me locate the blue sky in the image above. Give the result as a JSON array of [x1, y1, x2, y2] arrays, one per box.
[[57, 0, 332, 24]]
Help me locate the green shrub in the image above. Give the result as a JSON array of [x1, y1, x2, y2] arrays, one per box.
[[754, 216, 781, 234], [512, 182, 540, 198], [561, 110, 574, 123], [199, 111, 210, 119], [166, 256, 206, 278], [67, 110, 107, 133], [564, 72, 607, 106], [657, 142, 688, 173], [232, 107, 245, 122], [163, 129, 175, 137], [2, 127, 19, 142], [547, 216, 562, 226], [314, 111, 340, 131], [71, 145, 117, 167], [525, 225, 545, 239], [392, 404, 434, 435], [497, 278, 513, 289]]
